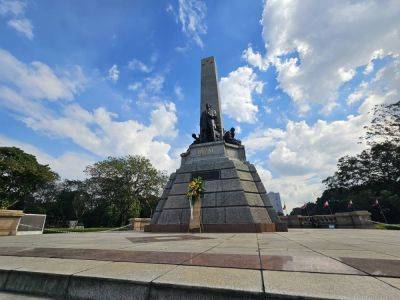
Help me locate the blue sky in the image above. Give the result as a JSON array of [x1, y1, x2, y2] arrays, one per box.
[[1, 0, 399, 210]]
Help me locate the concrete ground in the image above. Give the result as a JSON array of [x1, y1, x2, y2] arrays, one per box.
[[0, 229, 399, 299]]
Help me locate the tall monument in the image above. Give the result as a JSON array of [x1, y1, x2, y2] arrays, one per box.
[[147, 57, 286, 232]]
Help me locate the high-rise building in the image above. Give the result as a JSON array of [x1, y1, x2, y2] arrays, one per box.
[[267, 192, 283, 214]]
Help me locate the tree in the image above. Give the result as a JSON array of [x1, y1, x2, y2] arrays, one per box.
[[84, 155, 167, 226], [319, 142, 400, 223], [61, 180, 91, 223], [0, 147, 58, 210], [364, 100, 400, 145]]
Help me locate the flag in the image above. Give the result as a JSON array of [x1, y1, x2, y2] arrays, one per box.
[[372, 199, 379, 207], [283, 203, 287, 211], [301, 203, 307, 209], [347, 200, 353, 208], [323, 201, 329, 208]]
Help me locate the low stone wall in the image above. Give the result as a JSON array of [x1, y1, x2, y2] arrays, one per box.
[[0, 209, 24, 236], [130, 218, 151, 231], [281, 210, 373, 229]]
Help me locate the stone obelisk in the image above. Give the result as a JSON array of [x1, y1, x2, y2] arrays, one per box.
[[147, 56, 286, 233], [200, 57, 223, 138]]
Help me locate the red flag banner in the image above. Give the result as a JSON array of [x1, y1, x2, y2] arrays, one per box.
[[323, 201, 329, 208], [372, 199, 379, 207]]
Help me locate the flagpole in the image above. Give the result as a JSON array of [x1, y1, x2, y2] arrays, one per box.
[[328, 205, 333, 216], [378, 202, 388, 224]]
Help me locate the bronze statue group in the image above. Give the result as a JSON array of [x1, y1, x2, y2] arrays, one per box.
[[192, 103, 241, 146]]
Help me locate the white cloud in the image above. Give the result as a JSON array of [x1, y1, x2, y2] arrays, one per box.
[[166, 3, 174, 14], [242, 46, 269, 71], [7, 18, 33, 39], [128, 59, 152, 73], [177, 0, 207, 48], [108, 64, 119, 82], [128, 82, 141, 91], [257, 0, 400, 113], [246, 115, 367, 210], [0, 49, 85, 101], [245, 55, 400, 210], [0, 0, 26, 15], [146, 75, 164, 93], [1, 0, 33, 39], [174, 84, 184, 100], [0, 135, 94, 179], [256, 164, 322, 212], [0, 48, 180, 174], [219, 66, 263, 123], [337, 68, 356, 82]]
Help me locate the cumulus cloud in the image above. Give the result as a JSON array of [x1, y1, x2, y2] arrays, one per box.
[[239, 1, 400, 209], [0, 48, 180, 174], [242, 47, 269, 71], [246, 116, 366, 210], [108, 64, 119, 82], [246, 0, 400, 113], [219, 66, 263, 123], [176, 0, 207, 48], [245, 55, 400, 210]]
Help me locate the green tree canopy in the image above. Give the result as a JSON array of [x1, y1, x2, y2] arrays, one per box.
[[84, 155, 167, 225], [364, 100, 400, 145], [0, 147, 58, 209]]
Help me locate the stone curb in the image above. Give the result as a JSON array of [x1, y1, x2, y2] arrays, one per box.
[[0, 269, 317, 300]]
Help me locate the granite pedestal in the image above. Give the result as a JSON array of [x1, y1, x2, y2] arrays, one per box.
[[147, 141, 286, 232]]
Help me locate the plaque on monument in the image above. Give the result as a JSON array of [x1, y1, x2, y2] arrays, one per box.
[[191, 170, 220, 181], [147, 56, 286, 233]]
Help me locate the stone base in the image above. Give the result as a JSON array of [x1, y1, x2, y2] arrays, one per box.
[[150, 141, 282, 232], [0, 209, 24, 236], [129, 218, 151, 231], [145, 222, 287, 233]]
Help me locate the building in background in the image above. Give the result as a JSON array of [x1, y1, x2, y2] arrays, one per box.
[[268, 192, 283, 214]]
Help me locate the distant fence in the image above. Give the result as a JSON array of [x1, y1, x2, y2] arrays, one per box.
[[280, 210, 373, 229]]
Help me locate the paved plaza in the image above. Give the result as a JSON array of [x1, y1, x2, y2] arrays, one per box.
[[0, 229, 400, 299]]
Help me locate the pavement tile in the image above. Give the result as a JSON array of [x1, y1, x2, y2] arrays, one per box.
[[319, 249, 400, 260], [183, 253, 261, 269], [12, 248, 198, 265], [11, 257, 109, 275], [263, 270, 400, 299], [73, 262, 175, 282], [339, 257, 400, 277], [261, 255, 365, 275], [0, 256, 53, 271], [154, 265, 263, 293], [378, 277, 400, 290], [206, 247, 259, 255]]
